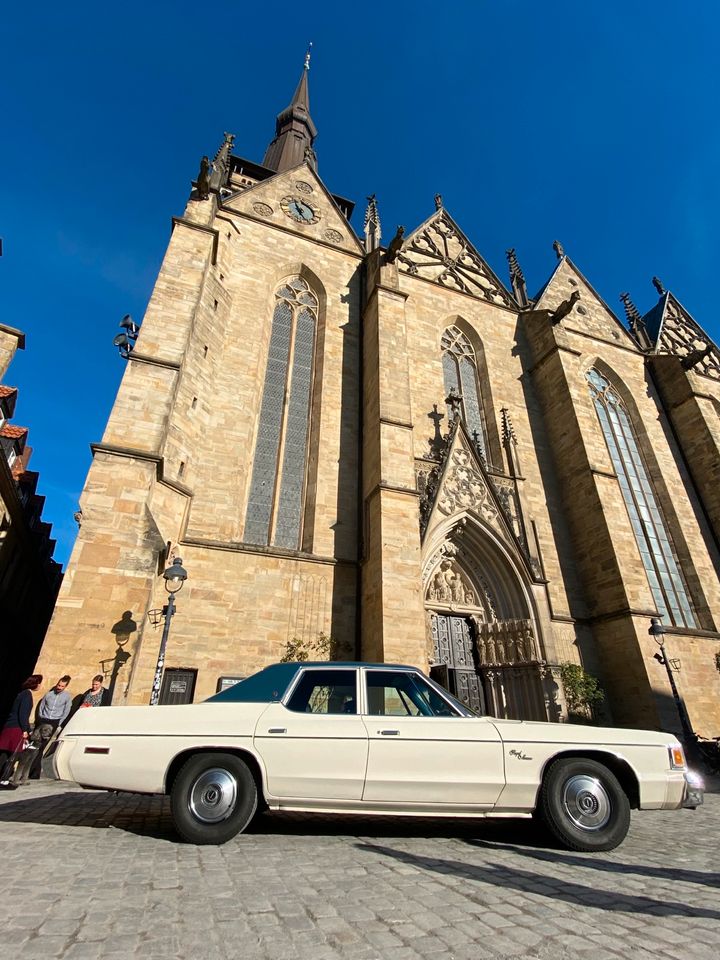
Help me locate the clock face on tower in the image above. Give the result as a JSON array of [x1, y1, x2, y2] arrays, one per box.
[[281, 196, 321, 224]]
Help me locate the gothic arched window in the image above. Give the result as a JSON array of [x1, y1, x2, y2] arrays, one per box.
[[244, 277, 318, 549], [441, 326, 489, 462], [586, 368, 697, 628]]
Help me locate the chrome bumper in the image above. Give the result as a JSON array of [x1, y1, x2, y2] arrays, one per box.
[[682, 769, 704, 809]]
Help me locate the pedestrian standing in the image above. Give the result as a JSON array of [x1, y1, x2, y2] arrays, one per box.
[[79, 675, 110, 708], [28, 675, 72, 780], [0, 675, 43, 787]]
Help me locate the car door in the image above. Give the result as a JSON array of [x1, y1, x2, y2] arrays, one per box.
[[361, 668, 505, 806], [253, 667, 368, 801]]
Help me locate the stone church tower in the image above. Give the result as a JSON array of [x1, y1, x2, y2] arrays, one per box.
[[38, 62, 720, 735]]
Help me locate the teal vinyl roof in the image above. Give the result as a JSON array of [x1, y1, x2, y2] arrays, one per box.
[[205, 662, 416, 703]]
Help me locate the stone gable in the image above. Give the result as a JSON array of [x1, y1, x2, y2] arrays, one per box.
[[222, 161, 363, 256]]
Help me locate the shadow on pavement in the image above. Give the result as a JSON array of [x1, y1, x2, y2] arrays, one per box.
[[0, 789, 555, 846], [0, 789, 178, 841], [356, 841, 720, 920], [248, 811, 553, 845], [467, 837, 720, 889]]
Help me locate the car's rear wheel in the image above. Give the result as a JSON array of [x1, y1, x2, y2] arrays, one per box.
[[170, 752, 257, 845], [539, 757, 630, 852]]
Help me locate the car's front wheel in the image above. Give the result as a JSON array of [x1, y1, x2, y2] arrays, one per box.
[[538, 757, 631, 852], [170, 752, 257, 844]]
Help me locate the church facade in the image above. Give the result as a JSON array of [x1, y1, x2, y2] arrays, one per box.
[[37, 63, 720, 736]]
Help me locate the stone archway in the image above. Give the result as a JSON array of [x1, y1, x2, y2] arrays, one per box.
[[423, 520, 550, 721]]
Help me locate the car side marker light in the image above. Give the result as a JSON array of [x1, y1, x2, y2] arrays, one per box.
[[669, 746, 686, 769]]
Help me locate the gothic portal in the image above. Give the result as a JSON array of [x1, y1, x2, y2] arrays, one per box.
[[36, 60, 720, 735]]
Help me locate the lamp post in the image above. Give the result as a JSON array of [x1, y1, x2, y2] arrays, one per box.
[[649, 617, 694, 745], [149, 557, 188, 706]]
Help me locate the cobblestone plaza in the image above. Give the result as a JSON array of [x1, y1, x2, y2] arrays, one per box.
[[1, 781, 717, 960]]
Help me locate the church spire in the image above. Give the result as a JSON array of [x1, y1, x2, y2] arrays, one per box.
[[364, 194, 381, 252], [262, 47, 318, 173]]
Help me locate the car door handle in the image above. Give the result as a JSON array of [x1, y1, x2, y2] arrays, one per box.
[[379, 729, 400, 736], [268, 728, 286, 734]]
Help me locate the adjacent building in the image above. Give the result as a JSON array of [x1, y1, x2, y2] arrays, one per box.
[[0, 326, 63, 719]]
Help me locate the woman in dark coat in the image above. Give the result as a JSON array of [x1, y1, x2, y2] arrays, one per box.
[[0, 675, 43, 780]]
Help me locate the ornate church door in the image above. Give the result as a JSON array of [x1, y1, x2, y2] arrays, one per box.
[[430, 614, 486, 715]]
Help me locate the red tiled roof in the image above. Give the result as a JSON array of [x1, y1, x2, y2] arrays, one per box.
[[1, 424, 28, 439], [0, 385, 18, 399]]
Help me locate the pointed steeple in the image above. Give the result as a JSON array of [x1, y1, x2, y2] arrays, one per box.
[[210, 132, 235, 191], [263, 48, 318, 173], [620, 292, 652, 350], [364, 194, 381, 252], [506, 248, 528, 307]]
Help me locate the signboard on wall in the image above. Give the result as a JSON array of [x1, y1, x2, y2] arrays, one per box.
[[159, 668, 197, 705], [216, 676, 246, 693]]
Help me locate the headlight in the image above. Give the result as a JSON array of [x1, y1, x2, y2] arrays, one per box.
[[668, 744, 686, 769]]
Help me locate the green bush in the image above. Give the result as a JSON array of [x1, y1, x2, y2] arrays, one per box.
[[559, 662, 605, 723]]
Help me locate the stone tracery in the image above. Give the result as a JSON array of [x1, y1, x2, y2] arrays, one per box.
[[396, 213, 515, 307], [657, 296, 720, 380]]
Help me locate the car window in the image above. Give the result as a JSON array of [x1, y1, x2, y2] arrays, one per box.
[[286, 669, 357, 715], [365, 671, 460, 717]]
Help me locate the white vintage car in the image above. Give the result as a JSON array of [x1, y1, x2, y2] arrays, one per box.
[[53, 662, 703, 849]]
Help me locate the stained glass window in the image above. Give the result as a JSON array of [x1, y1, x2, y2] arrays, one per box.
[[245, 278, 318, 548], [586, 368, 696, 628], [441, 326, 489, 463]]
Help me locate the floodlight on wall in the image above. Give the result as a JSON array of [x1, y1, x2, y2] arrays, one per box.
[[113, 314, 140, 359]]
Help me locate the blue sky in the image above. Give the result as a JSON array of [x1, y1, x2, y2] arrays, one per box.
[[2, 1, 719, 567]]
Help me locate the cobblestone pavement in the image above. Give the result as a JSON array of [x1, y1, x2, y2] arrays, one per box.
[[0, 780, 718, 960]]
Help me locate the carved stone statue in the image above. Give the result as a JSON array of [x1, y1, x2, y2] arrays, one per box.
[[385, 225, 405, 263], [427, 560, 449, 602], [652, 276, 666, 296], [445, 386, 463, 418], [552, 239, 564, 260], [550, 290, 580, 325], [681, 343, 714, 371], [196, 156, 210, 200], [434, 194, 443, 210], [451, 572, 466, 603]]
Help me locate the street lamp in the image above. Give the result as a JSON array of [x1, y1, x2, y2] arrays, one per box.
[[149, 557, 188, 705], [649, 617, 694, 745]]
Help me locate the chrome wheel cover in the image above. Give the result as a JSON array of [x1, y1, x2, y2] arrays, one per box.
[[562, 774, 611, 831], [188, 768, 238, 823]]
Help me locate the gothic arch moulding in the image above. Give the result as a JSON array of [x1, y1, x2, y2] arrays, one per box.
[[580, 357, 707, 629], [437, 316, 501, 468], [271, 262, 328, 313], [243, 272, 325, 552], [578, 354, 678, 502], [422, 513, 542, 643], [423, 513, 532, 618]]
